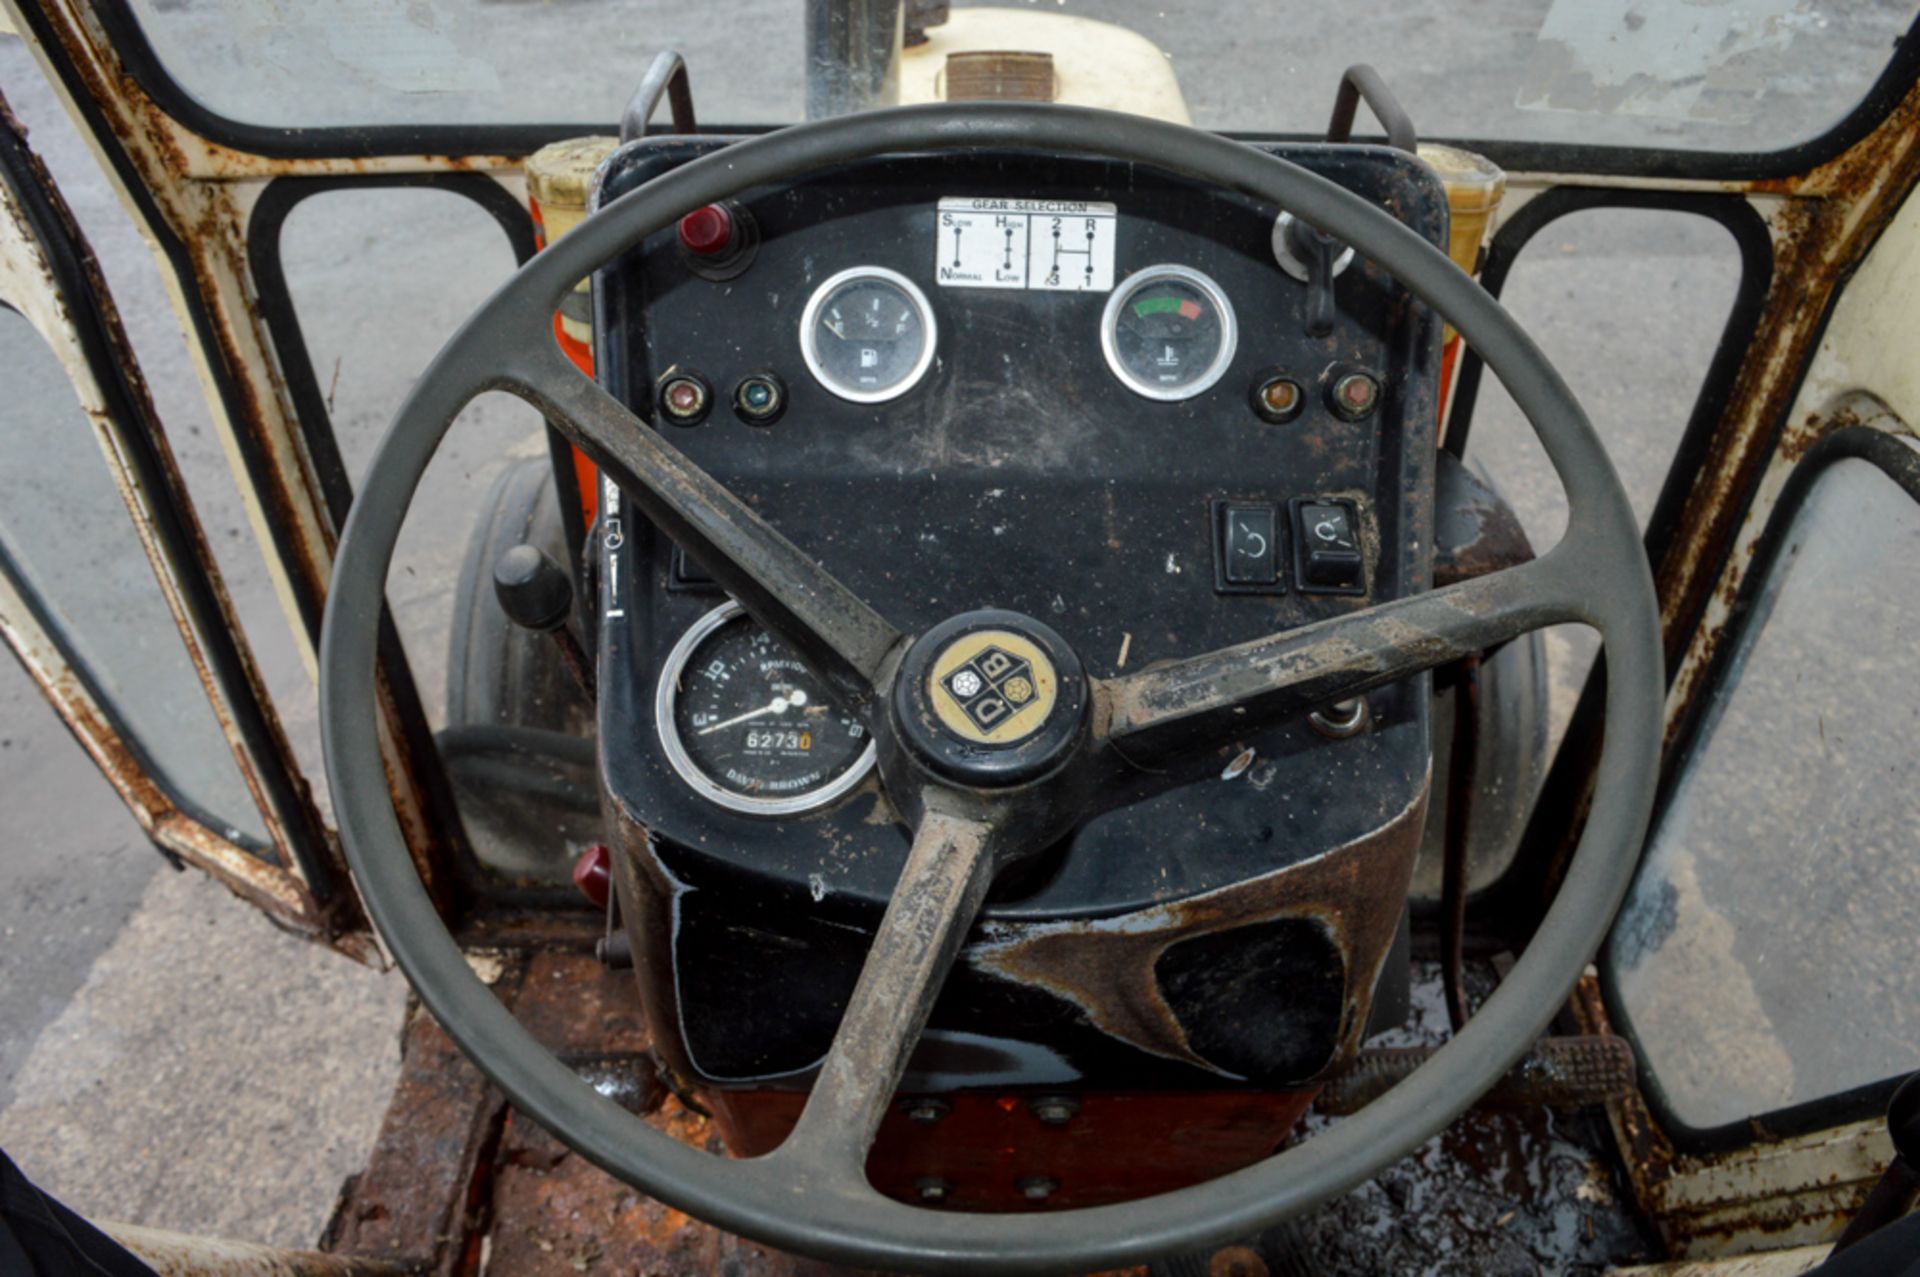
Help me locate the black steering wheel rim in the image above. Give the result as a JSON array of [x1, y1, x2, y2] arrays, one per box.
[[319, 102, 1662, 1274]]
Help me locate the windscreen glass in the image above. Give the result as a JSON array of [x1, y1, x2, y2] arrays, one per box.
[[122, 0, 1919, 154]]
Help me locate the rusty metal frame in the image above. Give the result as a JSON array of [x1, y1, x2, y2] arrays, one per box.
[[1575, 413, 1920, 1258], [1388, 66, 1920, 1254], [1496, 80, 1920, 1251], [1574, 977, 1900, 1261], [0, 0, 531, 920], [0, 87, 363, 943], [1614, 407, 1920, 1152]]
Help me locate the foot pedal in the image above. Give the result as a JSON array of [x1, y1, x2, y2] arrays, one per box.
[[1317, 1034, 1637, 1116]]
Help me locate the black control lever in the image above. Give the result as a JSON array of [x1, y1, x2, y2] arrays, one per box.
[[1282, 65, 1417, 343], [1327, 63, 1417, 154], [1289, 217, 1340, 339], [493, 543, 597, 700]]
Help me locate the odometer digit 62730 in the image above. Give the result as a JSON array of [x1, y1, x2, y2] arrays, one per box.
[[655, 601, 876, 816]]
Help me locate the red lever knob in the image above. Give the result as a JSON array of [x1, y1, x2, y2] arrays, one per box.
[[572, 843, 612, 910], [678, 203, 735, 256]]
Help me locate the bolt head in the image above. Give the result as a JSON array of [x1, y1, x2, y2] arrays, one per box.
[[1017, 1175, 1057, 1201], [904, 1098, 950, 1124], [1028, 1096, 1079, 1126], [1209, 1245, 1271, 1277]]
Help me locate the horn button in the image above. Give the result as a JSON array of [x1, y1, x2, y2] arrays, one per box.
[[892, 610, 1087, 786]]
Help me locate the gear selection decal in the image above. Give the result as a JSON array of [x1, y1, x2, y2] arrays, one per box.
[[928, 629, 1059, 745]]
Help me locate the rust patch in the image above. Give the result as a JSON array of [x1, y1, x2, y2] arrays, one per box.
[[1568, 976, 1888, 1258], [968, 788, 1427, 1077], [321, 946, 919, 1275], [1571, 975, 1679, 1192], [3, 629, 330, 925], [513, 950, 655, 1057], [1655, 75, 1920, 695], [322, 996, 513, 1274], [482, 1116, 849, 1277]]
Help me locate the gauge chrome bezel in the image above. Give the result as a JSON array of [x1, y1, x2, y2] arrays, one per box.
[[1100, 263, 1239, 402], [654, 600, 877, 817], [798, 265, 939, 404]]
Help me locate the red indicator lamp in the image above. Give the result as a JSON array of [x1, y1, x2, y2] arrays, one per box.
[[678, 203, 736, 257]]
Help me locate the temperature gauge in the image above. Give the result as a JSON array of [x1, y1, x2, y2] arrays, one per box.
[[1100, 265, 1238, 401], [800, 266, 938, 403]]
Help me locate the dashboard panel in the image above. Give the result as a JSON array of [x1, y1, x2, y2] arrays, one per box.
[[592, 138, 1447, 1090]]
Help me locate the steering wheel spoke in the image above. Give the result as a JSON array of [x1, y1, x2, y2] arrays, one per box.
[[766, 806, 999, 1186], [512, 349, 904, 712], [1101, 555, 1583, 767]]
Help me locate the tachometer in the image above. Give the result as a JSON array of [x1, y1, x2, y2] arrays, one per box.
[[1100, 264, 1237, 401], [655, 601, 875, 816], [799, 266, 937, 403]]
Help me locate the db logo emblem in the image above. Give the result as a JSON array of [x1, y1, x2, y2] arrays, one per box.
[[941, 645, 1035, 734], [929, 631, 1057, 746]]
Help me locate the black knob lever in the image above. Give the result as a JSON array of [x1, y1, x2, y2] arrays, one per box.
[[493, 544, 595, 700], [493, 544, 574, 632], [1289, 217, 1340, 339]]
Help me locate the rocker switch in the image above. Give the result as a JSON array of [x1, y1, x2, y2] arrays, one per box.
[[1296, 500, 1364, 593], [1219, 504, 1279, 587]]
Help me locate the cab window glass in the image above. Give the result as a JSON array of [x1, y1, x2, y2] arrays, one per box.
[[122, 0, 1919, 153], [1463, 207, 1741, 763], [276, 187, 535, 732], [1608, 455, 1920, 1131], [276, 187, 594, 882], [0, 306, 268, 847]]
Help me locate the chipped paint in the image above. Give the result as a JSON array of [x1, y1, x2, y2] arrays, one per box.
[[969, 785, 1427, 1077], [1571, 978, 1895, 1259], [5, 0, 466, 912], [0, 81, 375, 945], [1654, 73, 1920, 710]]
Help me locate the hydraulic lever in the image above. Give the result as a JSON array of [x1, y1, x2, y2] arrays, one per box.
[[493, 543, 597, 700]]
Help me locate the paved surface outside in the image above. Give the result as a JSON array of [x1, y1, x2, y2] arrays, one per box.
[[0, 0, 1910, 1258]]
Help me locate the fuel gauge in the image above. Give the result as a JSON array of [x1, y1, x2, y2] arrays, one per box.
[[1101, 265, 1238, 401], [800, 266, 937, 403]]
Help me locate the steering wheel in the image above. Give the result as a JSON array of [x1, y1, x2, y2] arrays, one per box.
[[320, 103, 1662, 1273]]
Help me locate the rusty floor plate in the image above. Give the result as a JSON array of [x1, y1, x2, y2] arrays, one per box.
[[322, 952, 1648, 1276]]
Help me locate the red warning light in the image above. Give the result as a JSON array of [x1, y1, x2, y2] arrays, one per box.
[[678, 203, 735, 256]]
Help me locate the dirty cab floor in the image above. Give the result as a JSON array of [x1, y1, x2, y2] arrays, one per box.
[[320, 953, 1653, 1276]]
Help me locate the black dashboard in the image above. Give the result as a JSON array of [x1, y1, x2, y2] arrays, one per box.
[[591, 138, 1446, 1091]]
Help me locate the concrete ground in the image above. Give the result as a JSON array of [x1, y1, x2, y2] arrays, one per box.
[[0, 0, 1912, 1258]]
